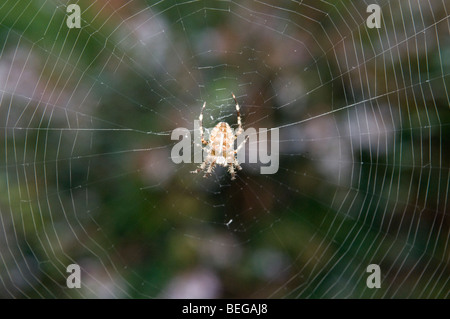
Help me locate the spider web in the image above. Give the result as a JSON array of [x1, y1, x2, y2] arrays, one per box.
[[0, 0, 448, 298]]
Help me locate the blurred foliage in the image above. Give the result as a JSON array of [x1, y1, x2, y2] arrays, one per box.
[[0, 0, 448, 298]]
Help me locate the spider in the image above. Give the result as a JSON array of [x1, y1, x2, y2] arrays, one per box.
[[191, 93, 248, 180]]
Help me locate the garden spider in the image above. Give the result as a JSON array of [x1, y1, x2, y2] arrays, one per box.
[[191, 93, 248, 180]]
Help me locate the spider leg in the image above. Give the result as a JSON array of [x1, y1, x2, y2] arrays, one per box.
[[232, 136, 248, 173], [235, 135, 249, 155], [204, 160, 216, 178], [191, 161, 207, 174], [228, 163, 236, 180], [232, 93, 243, 137], [199, 101, 208, 145]]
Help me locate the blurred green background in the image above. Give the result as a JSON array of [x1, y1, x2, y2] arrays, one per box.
[[0, 0, 448, 298]]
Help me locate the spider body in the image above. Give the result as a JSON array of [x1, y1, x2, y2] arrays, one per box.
[[191, 94, 248, 180], [209, 122, 234, 164]]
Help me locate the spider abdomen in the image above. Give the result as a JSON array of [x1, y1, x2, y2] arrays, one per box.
[[209, 122, 235, 166]]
